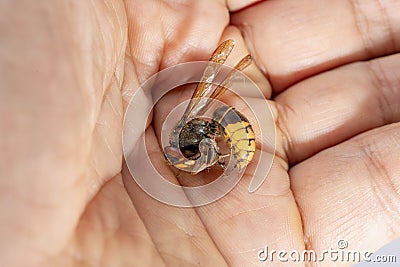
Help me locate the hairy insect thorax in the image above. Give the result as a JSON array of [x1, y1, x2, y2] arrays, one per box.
[[178, 118, 221, 160]]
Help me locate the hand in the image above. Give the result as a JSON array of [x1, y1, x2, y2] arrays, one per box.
[[1, 1, 399, 266]]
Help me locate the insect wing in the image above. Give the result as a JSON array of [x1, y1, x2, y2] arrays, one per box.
[[179, 39, 235, 123], [194, 54, 252, 116]]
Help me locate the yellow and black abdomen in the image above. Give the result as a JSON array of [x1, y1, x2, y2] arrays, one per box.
[[213, 106, 256, 170]]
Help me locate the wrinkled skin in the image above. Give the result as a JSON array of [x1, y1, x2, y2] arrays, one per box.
[[1, 0, 400, 266]]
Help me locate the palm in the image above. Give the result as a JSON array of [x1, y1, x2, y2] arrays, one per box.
[[3, 1, 399, 266]]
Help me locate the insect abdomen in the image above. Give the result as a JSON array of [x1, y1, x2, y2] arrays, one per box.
[[213, 106, 255, 170]]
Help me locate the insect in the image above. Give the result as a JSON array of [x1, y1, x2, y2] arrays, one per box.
[[164, 39, 256, 175]]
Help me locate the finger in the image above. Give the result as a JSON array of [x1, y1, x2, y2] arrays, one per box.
[[275, 53, 400, 164], [122, 127, 229, 266], [290, 122, 400, 256], [124, 1, 273, 99], [195, 157, 305, 266], [124, 0, 228, 84], [220, 26, 272, 99], [232, 0, 400, 91], [226, 0, 263, 12]]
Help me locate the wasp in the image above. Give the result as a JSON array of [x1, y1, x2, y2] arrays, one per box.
[[164, 39, 256, 174]]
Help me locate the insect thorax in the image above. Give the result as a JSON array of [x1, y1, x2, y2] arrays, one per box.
[[178, 118, 222, 160]]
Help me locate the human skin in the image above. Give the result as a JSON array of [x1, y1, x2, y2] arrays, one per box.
[[0, 0, 399, 266]]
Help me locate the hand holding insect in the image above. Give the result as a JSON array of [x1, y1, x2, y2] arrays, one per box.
[[2, 1, 399, 266]]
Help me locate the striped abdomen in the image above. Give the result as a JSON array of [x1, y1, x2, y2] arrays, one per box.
[[213, 106, 255, 170]]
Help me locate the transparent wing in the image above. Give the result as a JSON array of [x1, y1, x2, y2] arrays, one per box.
[[192, 54, 252, 117], [179, 39, 235, 123], [170, 39, 252, 147]]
